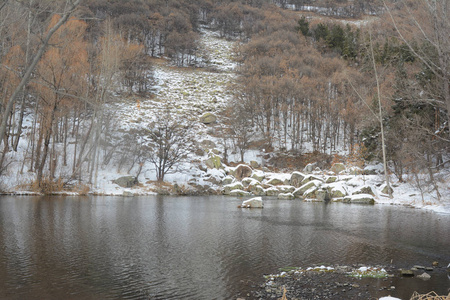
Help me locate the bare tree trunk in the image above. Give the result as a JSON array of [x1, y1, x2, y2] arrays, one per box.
[[370, 32, 392, 199]]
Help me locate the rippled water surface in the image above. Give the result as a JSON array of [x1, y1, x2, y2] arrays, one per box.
[[0, 195, 449, 299]]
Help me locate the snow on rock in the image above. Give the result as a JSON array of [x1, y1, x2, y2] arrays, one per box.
[[379, 297, 401, 300], [364, 163, 384, 175], [326, 182, 348, 198], [290, 171, 306, 187], [223, 182, 244, 195], [278, 192, 295, 200], [241, 197, 263, 208], [343, 194, 375, 204], [265, 173, 291, 185], [251, 170, 266, 182]]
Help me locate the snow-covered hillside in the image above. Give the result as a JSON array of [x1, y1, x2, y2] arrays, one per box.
[[0, 26, 449, 215]]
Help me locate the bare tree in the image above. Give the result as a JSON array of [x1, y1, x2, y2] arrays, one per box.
[[146, 109, 195, 182]]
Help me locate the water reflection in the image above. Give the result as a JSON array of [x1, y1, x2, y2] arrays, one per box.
[[0, 196, 449, 299]]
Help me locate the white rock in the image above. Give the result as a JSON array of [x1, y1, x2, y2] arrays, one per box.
[[242, 197, 263, 208]]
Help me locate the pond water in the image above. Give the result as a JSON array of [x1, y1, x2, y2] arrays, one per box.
[[0, 195, 449, 299]]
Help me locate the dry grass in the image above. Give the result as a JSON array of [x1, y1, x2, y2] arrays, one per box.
[[31, 177, 64, 194], [71, 183, 90, 195], [279, 286, 287, 300], [410, 292, 450, 300]]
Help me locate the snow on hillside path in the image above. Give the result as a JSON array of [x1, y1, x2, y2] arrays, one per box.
[[115, 27, 237, 135]]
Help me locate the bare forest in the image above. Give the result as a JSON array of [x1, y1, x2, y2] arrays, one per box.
[[0, 0, 448, 198]]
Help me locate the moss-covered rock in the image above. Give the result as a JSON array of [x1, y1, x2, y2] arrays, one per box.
[[343, 194, 375, 204], [250, 184, 266, 196], [326, 176, 338, 183], [330, 186, 347, 198], [266, 178, 284, 186], [223, 182, 244, 195], [277, 185, 296, 193], [222, 175, 235, 185], [113, 176, 138, 188], [352, 185, 375, 196], [229, 189, 251, 197], [296, 180, 322, 195], [200, 112, 217, 124], [251, 170, 265, 182], [265, 187, 280, 196], [290, 171, 305, 188], [304, 186, 319, 199], [381, 184, 394, 195], [301, 175, 323, 185], [205, 152, 221, 169]]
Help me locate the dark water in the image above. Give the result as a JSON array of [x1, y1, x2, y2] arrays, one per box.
[[0, 195, 449, 300]]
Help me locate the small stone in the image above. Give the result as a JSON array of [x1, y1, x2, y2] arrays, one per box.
[[417, 272, 431, 280], [413, 265, 425, 269], [425, 267, 433, 271], [400, 269, 414, 276], [432, 261, 439, 267]]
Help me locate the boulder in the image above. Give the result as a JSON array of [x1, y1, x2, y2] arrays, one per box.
[[304, 186, 319, 199], [222, 175, 235, 185], [303, 162, 317, 174], [250, 160, 260, 168], [200, 112, 217, 124], [277, 185, 296, 193], [205, 152, 222, 169], [241, 197, 263, 208], [315, 188, 331, 201], [400, 269, 414, 277], [122, 191, 135, 197], [113, 176, 138, 188], [278, 193, 295, 200], [251, 170, 265, 182], [381, 183, 394, 195], [343, 194, 375, 204], [200, 139, 216, 150], [417, 272, 431, 280], [265, 187, 280, 196], [234, 164, 253, 181], [242, 177, 259, 187], [290, 171, 305, 188], [293, 188, 304, 199], [223, 182, 244, 195], [331, 163, 346, 175], [326, 176, 338, 183], [301, 175, 323, 185], [249, 184, 266, 196], [266, 177, 284, 186], [229, 189, 251, 197], [296, 180, 322, 195], [330, 185, 347, 198], [352, 185, 375, 196]]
